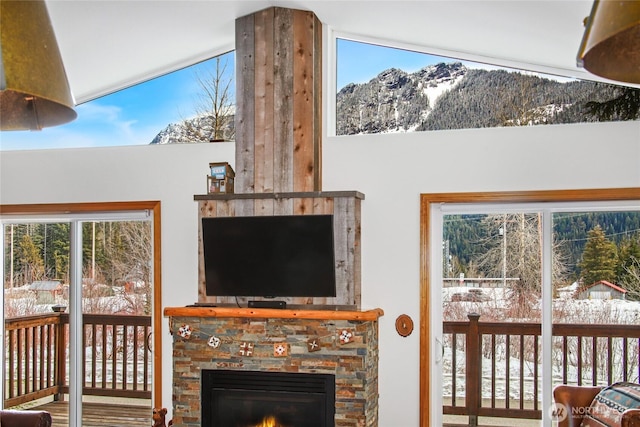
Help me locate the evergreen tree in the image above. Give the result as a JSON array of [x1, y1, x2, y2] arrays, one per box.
[[616, 234, 640, 292], [48, 223, 70, 282], [585, 86, 640, 121], [17, 234, 45, 284], [579, 225, 618, 285]]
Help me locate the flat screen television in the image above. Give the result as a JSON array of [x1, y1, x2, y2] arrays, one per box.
[[202, 215, 337, 298]]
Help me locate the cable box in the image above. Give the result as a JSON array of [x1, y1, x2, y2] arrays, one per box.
[[248, 300, 287, 309]]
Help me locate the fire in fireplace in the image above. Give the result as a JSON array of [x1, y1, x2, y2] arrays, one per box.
[[201, 370, 335, 427]]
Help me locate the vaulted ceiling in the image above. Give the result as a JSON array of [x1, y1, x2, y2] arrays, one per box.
[[45, 0, 615, 105]]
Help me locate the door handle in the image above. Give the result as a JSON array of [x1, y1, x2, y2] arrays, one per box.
[[435, 337, 445, 364]]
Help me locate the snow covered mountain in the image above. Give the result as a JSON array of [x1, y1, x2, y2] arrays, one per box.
[[150, 114, 234, 145], [149, 61, 632, 143], [336, 62, 467, 135], [336, 62, 628, 134]]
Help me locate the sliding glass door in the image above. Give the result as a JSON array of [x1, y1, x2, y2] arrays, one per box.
[[2, 210, 154, 425], [428, 198, 640, 427]]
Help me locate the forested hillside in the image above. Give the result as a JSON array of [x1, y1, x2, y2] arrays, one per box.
[[443, 211, 640, 282], [149, 61, 639, 143], [336, 62, 640, 135], [3, 221, 151, 291]]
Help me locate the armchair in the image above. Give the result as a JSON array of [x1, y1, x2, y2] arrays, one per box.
[[0, 409, 53, 427], [554, 384, 640, 427]]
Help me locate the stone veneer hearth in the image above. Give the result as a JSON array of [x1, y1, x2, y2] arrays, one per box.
[[165, 307, 383, 427]]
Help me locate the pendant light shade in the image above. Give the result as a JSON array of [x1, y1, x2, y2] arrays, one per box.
[[1, 0, 77, 131], [577, 0, 640, 84]]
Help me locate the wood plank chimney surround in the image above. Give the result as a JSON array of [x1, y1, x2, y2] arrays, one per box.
[[235, 7, 323, 194], [165, 7, 382, 426], [194, 6, 362, 309]]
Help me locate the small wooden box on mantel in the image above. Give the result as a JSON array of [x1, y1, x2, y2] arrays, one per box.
[[207, 162, 235, 194]]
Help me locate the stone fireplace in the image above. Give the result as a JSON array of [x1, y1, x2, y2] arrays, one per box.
[[165, 6, 383, 426], [165, 307, 382, 426]]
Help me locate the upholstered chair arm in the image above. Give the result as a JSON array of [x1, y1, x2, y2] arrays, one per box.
[[553, 385, 603, 427], [622, 408, 640, 427], [0, 410, 53, 427]]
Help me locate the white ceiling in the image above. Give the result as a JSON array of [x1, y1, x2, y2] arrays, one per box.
[[45, 0, 611, 105]]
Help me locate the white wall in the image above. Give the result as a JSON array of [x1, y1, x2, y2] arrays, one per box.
[[1, 121, 639, 426]]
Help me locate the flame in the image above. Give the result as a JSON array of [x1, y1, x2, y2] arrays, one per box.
[[254, 415, 280, 427]]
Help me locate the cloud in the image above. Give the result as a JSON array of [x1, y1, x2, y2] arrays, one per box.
[[76, 102, 123, 123], [0, 102, 155, 151], [73, 102, 154, 146]]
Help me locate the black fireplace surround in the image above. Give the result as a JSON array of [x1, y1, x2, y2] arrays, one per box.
[[201, 370, 336, 427]]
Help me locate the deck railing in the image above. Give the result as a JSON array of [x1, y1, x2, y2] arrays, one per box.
[[443, 314, 640, 426], [4, 312, 152, 408], [6, 311, 638, 420]]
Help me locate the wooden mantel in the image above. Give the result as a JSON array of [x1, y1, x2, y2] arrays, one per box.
[[164, 306, 384, 321]]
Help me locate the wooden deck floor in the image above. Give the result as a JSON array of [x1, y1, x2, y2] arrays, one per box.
[[22, 403, 540, 427], [443, 416, 539, 427], [31, 401, 151, 427]]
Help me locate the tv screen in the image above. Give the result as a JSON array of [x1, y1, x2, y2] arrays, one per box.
[[202, 215, 337, 298]]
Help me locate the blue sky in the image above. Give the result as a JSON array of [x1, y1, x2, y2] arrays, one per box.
[[337, 39, 452, 90], [0, 40, 487, 151], [0, 54, 231, 151]]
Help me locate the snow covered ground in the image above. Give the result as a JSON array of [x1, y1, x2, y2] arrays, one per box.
[[441, 286, 640, 403], [4, 285, 147, 317]]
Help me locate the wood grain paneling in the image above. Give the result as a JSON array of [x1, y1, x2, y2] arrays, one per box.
[[235, 7, 321, 194], [234, 12, 255, 194], [253, 8, 274, 193], [313, 12, 322, 190], [196, 192, 363, 308], [29, 401, 150, 427], [205, 8, 352, 309], [273, 7, 294, 193], [292, 9, 315, 193]]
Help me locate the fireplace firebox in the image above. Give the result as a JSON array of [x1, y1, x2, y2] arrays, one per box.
[[202, 370, 335, 427]]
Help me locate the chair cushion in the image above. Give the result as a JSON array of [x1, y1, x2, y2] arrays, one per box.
[[0, 410, 52, 427], [581, 382, 640, 427]]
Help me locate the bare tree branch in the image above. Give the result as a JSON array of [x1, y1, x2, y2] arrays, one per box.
[[182, 55, 235, 142]]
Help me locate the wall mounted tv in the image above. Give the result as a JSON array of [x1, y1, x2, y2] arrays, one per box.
[[202, 215, 337, 298]]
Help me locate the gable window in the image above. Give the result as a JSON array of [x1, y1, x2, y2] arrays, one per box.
[[1, 51, 235, 151], [335, 38, 639, 136]]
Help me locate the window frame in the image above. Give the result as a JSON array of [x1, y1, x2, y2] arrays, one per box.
[[328, 31, 637, 139], [0, 201, 163, 410], [419, 188, 640, 427]]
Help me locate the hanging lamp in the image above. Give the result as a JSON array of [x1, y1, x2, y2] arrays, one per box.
[[1, 0, 77, 131], [577, 0, 640, 84]]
